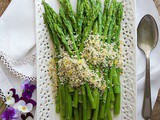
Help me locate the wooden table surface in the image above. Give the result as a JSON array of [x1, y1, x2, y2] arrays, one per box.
[[154, 0, 160, 16], [0, 0, 11, 17]]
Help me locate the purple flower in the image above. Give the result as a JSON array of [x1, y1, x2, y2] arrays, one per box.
[[10, 89, 19, 102], [1, 107, 20, 120], [19, 97, 36, 107], [5, 89, 19, 105], [21, 113, 34, 120], [21, 80, 30, 89], [21, 80, 36, 99], [13, 97, 36, 113]]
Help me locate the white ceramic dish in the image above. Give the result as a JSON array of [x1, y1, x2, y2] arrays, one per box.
[[35, 0, 136, 119]]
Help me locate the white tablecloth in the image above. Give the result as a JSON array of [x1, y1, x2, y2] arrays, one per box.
[[0, 0, 36, 94], [0, 0, 160, 120], [136, 0, 160, 119], [0, 0, 36, 119]]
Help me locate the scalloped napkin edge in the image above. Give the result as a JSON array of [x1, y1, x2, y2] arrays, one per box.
[[0, 0, 36, 80]]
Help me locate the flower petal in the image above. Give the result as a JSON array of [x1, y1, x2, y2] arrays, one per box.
[[16, 100, 26, 106], [27, 99, 36, 106], [6, 90, 13, 98], [10, 98, 15, 105], [18, 106, 24, 112], [10, 88, 16, 95], [19, 97, 36, 106], [30, 85, 36, 91], [21, 80, 30, 89], [26, 103, 33, 112], [5, 97, 15, 105], [13, 94, 19, 102], [12, 109, 20, 118], [22, 91, 32, 99], [2, 107, 20, 120]]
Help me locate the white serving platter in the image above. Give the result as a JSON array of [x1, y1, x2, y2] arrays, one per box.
[[35, 0, 136, 119]]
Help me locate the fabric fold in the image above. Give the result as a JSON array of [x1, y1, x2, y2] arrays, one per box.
[[0, 0, 36, 79]]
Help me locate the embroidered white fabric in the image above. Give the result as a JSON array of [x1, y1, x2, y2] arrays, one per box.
[[35, 0, 136, 119], [0, 51, 36, 82]]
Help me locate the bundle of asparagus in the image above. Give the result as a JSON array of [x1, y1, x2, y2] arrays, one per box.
[[43, 0, 123, 119]]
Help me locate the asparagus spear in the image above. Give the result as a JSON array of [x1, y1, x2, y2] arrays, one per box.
[[65, 84, 72, 120], [116, 2, 123, 27], [78, 92, 83, 103], [90, 0, 96, 7], [82, 85, 87, 120], [83, 0, 91, 28], [43, 2, 73, 56], [92, 88, 100, 120], [79, 3, 101, 52], [74, 108, 79, 120], [114, 93, 121, 115], [114, 2, 123, 47], [114, 68, 121, 114], [97, 0, 103, 35], [109, 67, 115, 102], [76, 2, 85, 46], [79, 103, 83, 120], [73, 89, 79, 108], [43, 1, 66, 34], [93, 21, 98, 35], [85, 83, 96, 109], [103, 0, 114, 42], [77, 2, 84, 35], [76, 0, 81, 15], [86, 100, 92, 119], [104, 88, 112, 120], [99, 88, 108, 119], [53, 24, 73, 56], [102, 0, 110, 27], [59, 7, 80, 58], [107, 109, 113, 120], [60, 85, 66, 118], [112, 66, 120, 93], [99, 68, 109, 119], [107, 0, 118, 43], [59, 0, 77, 30]]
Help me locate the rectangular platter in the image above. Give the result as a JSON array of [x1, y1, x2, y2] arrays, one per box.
[[35, 0, 137, 119]]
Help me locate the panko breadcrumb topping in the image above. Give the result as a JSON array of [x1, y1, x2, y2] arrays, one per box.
[[49, 34, 123, 91], [82, 34, 119, 67]]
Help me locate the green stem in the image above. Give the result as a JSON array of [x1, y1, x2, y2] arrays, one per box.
[[114, 93, 121, 114], [60, 84, 66, 118], [92, 88, 100, 120], [86, 100, 92, 119], [93, 21, 98, 35], [107, 110, 113, 120], [113, 67, 120, 93], [65, 84, 72, 120], [99, 89, 108, 119], [104, 88, 111, 120], [73, 89, 79, 108], [78, 92, 83, 103], [56, 89, 60, 113], [82, 85, 87, 120], [74, 108, 79, 120], [85, 83, 96, 109], [97, 0, 102, 35], [79, 103, 83, 120]]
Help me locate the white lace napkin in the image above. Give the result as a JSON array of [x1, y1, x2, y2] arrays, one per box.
[[0, 0, 36, 80], [136, 0, 160, 119]]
